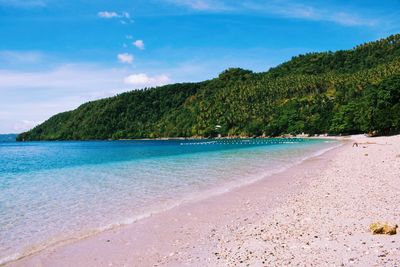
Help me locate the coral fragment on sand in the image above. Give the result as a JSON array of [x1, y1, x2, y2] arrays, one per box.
[[369, 222, 398, 235]]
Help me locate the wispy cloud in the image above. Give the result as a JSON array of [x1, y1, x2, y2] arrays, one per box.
[[117, 53, 134, 64], [0, 64, 131, 133], [133, 40, 145, 50], [12, 120, 43, 132], [0, 64, 125, 92], [0, 51, 45, 66], [241, 1, 378, 27], [124, 73, 170, 88], [331, 12, 377, 26], [164, 0, 379, 27], [166, 0, 230, 11]]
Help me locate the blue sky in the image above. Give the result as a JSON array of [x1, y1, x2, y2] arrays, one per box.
[[0, 0, 399, 133]]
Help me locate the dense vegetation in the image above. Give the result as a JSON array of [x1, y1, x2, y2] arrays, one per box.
[[18, 34, 400, 141]]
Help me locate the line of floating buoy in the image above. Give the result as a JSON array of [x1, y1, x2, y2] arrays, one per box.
[[180, 139, 305, 146]]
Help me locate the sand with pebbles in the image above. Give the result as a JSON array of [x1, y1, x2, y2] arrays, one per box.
[[212, 135, 400, 266]]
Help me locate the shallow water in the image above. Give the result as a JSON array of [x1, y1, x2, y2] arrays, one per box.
[[0, 138, 339, 264]]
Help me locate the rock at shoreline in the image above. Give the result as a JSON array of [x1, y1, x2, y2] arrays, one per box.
[[369, 222, 398, 235]]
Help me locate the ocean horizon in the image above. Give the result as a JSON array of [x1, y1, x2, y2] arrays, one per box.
[[0, 138, 339, 264]]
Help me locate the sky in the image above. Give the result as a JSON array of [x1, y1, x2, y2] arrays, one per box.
[[0, 0, 399, 133]]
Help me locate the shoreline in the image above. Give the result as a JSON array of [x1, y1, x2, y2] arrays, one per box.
[[4, 139, 344, 266], [2, 139, 342, 266], [6, 135, 400, 266]]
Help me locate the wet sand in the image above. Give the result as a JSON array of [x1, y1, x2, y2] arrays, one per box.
[[7, 135, 400, 266]]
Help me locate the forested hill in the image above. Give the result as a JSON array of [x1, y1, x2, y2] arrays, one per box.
[[17, 34, 400, 141]]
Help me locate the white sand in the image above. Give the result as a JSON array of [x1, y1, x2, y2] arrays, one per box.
[[213, 135, 400, 266]]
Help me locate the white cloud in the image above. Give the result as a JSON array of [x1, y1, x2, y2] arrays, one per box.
[[97, 11, 131, 22], [133, 40, 145, 50], [117, 53, 134, 64], [124, 73, 170, 87], [97, 11, 119, 18]]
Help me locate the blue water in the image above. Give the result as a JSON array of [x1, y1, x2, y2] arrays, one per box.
[[0, 138, 339, 264]]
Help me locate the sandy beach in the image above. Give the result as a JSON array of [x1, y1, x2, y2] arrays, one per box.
[[7, 135, 400, 267]]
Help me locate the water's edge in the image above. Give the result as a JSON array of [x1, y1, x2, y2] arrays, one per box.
[[1, 140, 346, 266]]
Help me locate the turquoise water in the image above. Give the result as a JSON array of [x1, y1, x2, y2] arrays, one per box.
[[0, 138, 339, 264]]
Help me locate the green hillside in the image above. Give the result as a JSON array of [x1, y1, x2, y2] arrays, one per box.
[[17, 34, 400, 141]]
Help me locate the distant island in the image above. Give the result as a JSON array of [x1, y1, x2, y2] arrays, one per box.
[[0, 134, 17, 142], [17, 34, 400, 141]]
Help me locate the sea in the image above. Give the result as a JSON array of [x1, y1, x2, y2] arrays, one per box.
[[0, 138, 340, 264]]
